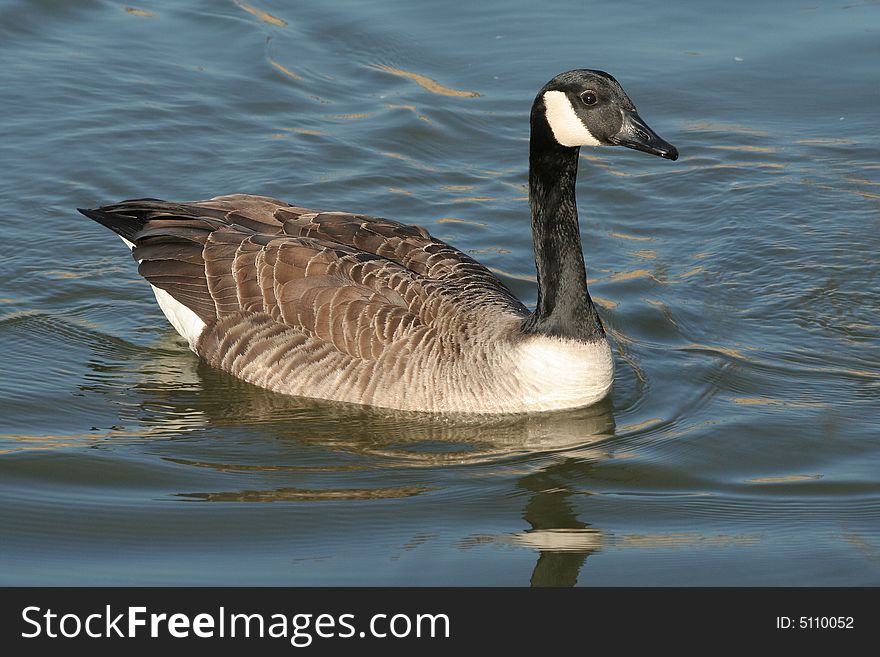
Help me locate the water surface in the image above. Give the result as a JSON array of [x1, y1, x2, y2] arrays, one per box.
[[0, 0, 878, 585]]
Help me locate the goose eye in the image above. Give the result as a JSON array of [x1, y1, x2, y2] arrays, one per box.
[[580, 90, 597, 106]]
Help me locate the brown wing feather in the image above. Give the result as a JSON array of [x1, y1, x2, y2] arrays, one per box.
[[192, 220, 431, 360], [87, 194, 527, 363], [276, 208, 525, 310], [182, 195, 522, 310]]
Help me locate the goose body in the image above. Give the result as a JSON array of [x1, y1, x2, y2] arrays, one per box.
[[81, 70, 676, 414]]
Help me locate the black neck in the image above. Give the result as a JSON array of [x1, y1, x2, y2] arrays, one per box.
[[520, 102, 604, 342]]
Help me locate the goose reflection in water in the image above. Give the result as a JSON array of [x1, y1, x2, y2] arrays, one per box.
[[517, 460, 604, 587], [82, 336, 616, 586]]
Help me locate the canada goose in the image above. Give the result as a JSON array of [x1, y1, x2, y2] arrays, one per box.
[[80, 69, 677, 414]]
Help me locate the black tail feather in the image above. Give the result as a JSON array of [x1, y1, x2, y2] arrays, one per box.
[[77, 205, 149, 242], [78, 199, 231, 324], [78, 199, 230, 242]]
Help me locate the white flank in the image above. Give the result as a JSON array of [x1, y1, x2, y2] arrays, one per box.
[[543, 90, 601, 147], [516, 335, 614, 411], [118, 234, 206, 352], [150, 286, 206, 352]]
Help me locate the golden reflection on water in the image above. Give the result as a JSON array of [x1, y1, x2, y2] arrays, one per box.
[[44, 270, 83, 280], [268, 58, 303, 81], [124, 7, 154, 18], [606, 269, 653, 283], [379, 151, 439, 172], [448, 197, 497, 203], [794, 138, 856, 145], [235, 1, 287, 27], [608, 231, 653, 242], [683, 121, 769, 137], [678, 342, 751, 362], [487, 267, 535, 283], [467, 247, 512, 255], [591, 296, 617, 310], [711, 144, 776, 153], [843, 532, 880, 563], [385, 104, 431, 123], [813, 182, 880, 201], [436, 217, 487, 227], [283, 127, 323, 136], [841, 175, 880, 187], [477, 168, 517, 176], [731, 397, 819, 408], [164, 458, 368, 474], [369, 65, 481, 98], [579, 153, 614, 171], [677, 265, 705, 279], [615, 532, 760, 548], [178, 486, 431, 502], [607, 327, 648, 390], [0, 419, 206, 454], [617, 418, 665, 434], [333, 112, 375, 120], [714, 161, 786, 170], [745, 474, 822, 483], [607, 326, 634, 345]]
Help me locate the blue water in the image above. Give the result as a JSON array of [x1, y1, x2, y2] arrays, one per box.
[[0, 0, 878, 585]]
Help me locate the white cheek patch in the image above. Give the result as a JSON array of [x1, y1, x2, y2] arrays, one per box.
[[543, 90, 601, 147]]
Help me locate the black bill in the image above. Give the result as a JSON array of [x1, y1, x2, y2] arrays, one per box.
[[610, 110, 678, 161]]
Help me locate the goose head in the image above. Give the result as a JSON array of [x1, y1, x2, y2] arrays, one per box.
[[534, 69, 678, 160]]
